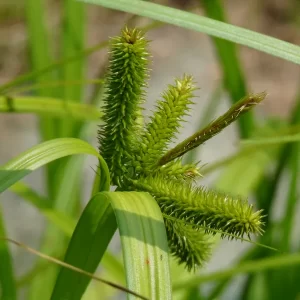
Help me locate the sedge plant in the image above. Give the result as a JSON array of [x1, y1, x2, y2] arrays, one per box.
[[0, 26, 268, 300], [98, 27, 265, 271]]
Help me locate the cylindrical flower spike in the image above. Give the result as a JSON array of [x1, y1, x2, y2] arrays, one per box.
[[135, 75, 196, 175], [164, 218, 213, 271], [98, 28, 149, 185], [133, 176, 264, 239]]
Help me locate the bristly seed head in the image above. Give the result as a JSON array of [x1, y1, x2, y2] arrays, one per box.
[[98, 27, 149, 185], [132, 176, 264, 239], [135, 75, 196, 175], [98, 28, 266, 271]]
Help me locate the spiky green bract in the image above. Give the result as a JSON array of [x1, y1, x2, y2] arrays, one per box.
[[164, 218, 212, 271], [159, 92, 267, 165], [132, 176, 264, 239], [98, 28, 149, 185], [135, 75, 195, 175]]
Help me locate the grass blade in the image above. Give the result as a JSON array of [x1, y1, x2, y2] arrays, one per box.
[[27, 114, 105, 298], [59, 0, 86, 137], [9, 182, 124, 292], [1, 237, 144, 299], [61, 0, 85, 103], [25, 0, 56, 140], [50, 192, 117, 300], [29, 150, 110, 300], [0, 96, 101, 121], [0, 209, 16, 300], [0, 138, 101, 193], [281, 142, 300, 250], [25, 0, 53, 82], [200, 0, 251, 137], [241, 133, 300, 146], [108, 191, 172, 300], [28, 159, 88, 298], [173, 252, 300, 290], [80, 0, 300, 65]]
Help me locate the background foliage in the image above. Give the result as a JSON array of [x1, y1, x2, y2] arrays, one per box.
[[0, 0, 299, 299]]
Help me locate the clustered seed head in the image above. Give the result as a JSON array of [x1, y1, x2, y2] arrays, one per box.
[[98, 28, 265, 271]]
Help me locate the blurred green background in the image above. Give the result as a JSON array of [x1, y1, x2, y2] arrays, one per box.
[[0, 0, 300, 299]]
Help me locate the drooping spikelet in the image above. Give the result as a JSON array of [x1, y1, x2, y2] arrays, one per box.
[[133, 175, 264, 239], [98, 28, 149, 185], [164, 218, 212, 271]]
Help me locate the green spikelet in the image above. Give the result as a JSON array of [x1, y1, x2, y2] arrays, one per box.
[[164, 218, 212, 271], [132, 176, 264, 239], [135, 75, 195, 174], [98, 28, 149, 185]]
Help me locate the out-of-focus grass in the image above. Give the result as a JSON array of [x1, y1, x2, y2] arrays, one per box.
[[0, 1, 300, 300]]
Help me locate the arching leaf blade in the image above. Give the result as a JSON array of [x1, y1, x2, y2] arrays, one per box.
[[50, 192, 117, 300], [80, 0, 300, 65], [0, 138, 105, 193], [108, 191, 172, 300]]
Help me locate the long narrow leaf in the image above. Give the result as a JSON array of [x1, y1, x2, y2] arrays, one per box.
[[28, 157, 86, 299], [1, 237, 143, 299], [25, 0, 56, 141], [201, 0, 251, 137], [0, 138, 102, 193], [80, 0, 300, 65], [59, 0, 86, 137], [0, 96, 101, 121], [281, 143, 300, 250], [109, 192, 172, 300], [0, 209, 16, 300], [51, 191, 172, 300], [9, 182, 124, 291], [50, 192, 116, 300], [173, 252, 300, 290], [241, 133, 300, 146]]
